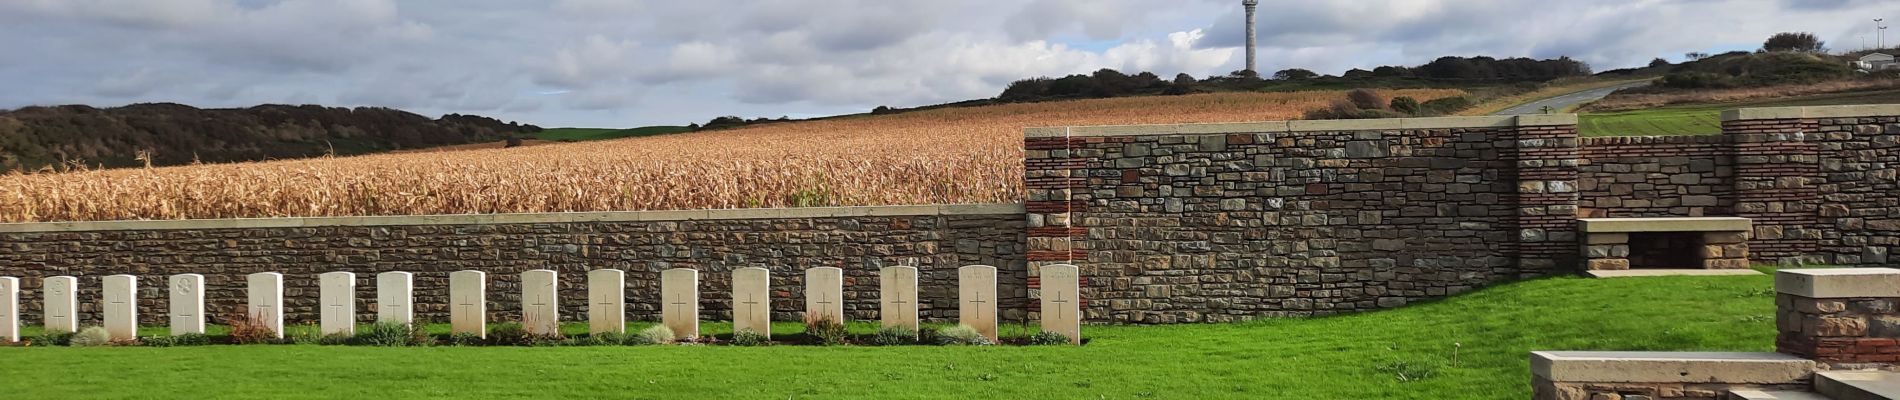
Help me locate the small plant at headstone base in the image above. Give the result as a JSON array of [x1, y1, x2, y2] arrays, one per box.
[[730, 329, 770, 347], [68, 326, 113, 347], [486, 323, 535, 346], [142, 333, 212, 347], [932, 324, 994, 346], [223, 311, 279, 345], [578, 332, 630, 346], [286, 323, 322, 345], [355, 322, 429, 347], [36, 332, 76, 346], [318, 332, 354, 346], [635, 324, 676, 345], [141, 335, 176, 347], [805, 316, 849, 346], [1027, 331, 1071, 346], [872, 326, 918, 346], [447, 332, 483, 347]]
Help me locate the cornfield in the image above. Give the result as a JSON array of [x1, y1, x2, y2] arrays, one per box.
[[0, 89, 1465, 223]]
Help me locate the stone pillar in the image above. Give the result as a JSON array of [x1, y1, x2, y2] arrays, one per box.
[[1723, 114, 1820, 264], [1510, 115, 1582, 275], [1775, 268, 1900, 365], [1024, 131, 1090, 320]]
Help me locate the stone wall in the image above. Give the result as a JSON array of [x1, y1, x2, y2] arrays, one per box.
[[0, 205, 1027, 326], [1577, 136, 1734, 218], [1024, 116, 1579, 323]]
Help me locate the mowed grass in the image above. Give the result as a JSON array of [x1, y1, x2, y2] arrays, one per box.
[[536, 126, 694, 141], [1579, 89, 1900, 136], [0, 274, 1778, 399]]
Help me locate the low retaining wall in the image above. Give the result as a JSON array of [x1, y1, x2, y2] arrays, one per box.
[[0, 204, 1027, 326]]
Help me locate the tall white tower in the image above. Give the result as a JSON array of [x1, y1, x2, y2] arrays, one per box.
[[1243, 0, 1259, 74]]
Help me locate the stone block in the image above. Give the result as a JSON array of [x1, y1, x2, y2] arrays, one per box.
[[960, 265, 1000, 341], [101, 275, 137, 341], [1587, 259, 1631, 271], [587, 269, 626, 334], [805, 267, 845, 324], [878, 266, 918, 334], [1039, 264, 1082, 345], [449, 270, 486, 338], [376, 272, 413, 325], [319, 272, 356, 336], [1776, 268, 1900, 298], [1530, 351, 1814, 384], [1587, 233, 1630, 245]]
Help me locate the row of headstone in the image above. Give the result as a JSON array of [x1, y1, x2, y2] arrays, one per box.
[[0, 265, 1082, 344]]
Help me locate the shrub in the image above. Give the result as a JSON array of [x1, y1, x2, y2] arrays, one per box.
[[143, 333, 211, 347], [1417, 97, 1475, 116], [69, 327, 112, 347], [1346, 89, 1387, 110], [287, 324, 322, 345], [806, 317, 849, 346], [578, 332, 632, 346], [1389, 96, 1420, 115], [1304, 100, 1407, 120], [319, 332, 354, 346], [636, 324, 676, 345], [933, 324, 994, 346], [356, 322, 428, 347], [731, 329, 769, 347], [487, 323, 534, 346], [447, 332, 483, 347], [36, 332, 76, 346], [872, 326, 919, 346], [225, 311, 279, 345], [1028, 331, 1072, 346]]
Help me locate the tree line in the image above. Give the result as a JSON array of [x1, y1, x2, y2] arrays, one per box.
[[0, 103, 542, 172], [994, 55, 1591, 102]]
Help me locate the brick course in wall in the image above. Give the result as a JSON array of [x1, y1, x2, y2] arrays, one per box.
[[0, 207, 1026, 326]]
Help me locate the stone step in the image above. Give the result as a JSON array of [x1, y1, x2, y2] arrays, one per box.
[[1730, 390, 1832, 400], [1586, 269, 1763, 278], [1817, 371, 1900, 400], [1531, 351, 1815, 384]]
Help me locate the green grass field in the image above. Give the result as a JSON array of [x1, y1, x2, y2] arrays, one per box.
[[536, 126, 694, 141], [0, 274, 1779, 399], [1579, 90, 1900, 136]]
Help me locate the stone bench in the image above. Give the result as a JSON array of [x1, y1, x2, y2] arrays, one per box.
[[1577, 217, 1753, 271], [1532, 351, 1816, 400]]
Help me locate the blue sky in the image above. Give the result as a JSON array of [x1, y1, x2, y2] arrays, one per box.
[[0, 0, 1892, 128]]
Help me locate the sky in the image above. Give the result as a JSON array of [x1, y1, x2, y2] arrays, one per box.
[[0, 0, 1893, 128]]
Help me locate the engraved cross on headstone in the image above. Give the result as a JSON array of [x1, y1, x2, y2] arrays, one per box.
[[815, 292, 837, 320], [455, 291, 478, 318], [891, 290, 910, 307], [1051, 291, 1071, 320], [669, 295, 691, 321], [739, 293, 762, 318], [323, 290, 346, 321], [969, 291, 989, 320]]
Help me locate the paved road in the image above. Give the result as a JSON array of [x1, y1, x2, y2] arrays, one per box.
[[1493, 81, 1650, 115]]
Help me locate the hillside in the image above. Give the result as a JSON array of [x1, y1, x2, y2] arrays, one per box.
[[0, 89, 1464, 223], [0, 103, 542, 172]]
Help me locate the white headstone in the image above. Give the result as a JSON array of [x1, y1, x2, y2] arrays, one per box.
[[805, 267, 845, 324], [879, 266, 920, 333], [587, 269, 626, 334], [0, 277, 19, 342], [959, 265, 999, 341], [660, 268, 699, 340], [319, 272, 357, 336], [1039, 264, 1082, 345], [43, 276, 77, 334], [521, 270, 559, 336], [731, 267, 771, 337], [450, 270, 486, 338], [169, 274, 205, 336], [376, 271, 413, 325], [247, 272, 284, 339], [102, 274, 138, 341]]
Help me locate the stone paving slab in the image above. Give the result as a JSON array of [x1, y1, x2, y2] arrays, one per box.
[[1586, 269, 1764, 278]]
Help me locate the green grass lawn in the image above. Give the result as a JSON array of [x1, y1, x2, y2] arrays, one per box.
[[0, 274, 1778, 399], [1578, 89, 1900, 136], [536, 126, 694, 141]]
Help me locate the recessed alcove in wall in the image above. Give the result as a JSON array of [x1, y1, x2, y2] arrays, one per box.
[[1626, 232, 1704, 269]]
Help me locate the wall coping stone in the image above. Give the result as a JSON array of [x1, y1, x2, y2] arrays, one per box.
[[1530, 351, 1815, 384], [1774, 268, 1900, 298], [1722, 104, 1900, 121], [1577, 217, 1752, 233], [1023, 114, 1578, 138], [0, 203, 1027, 233]]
